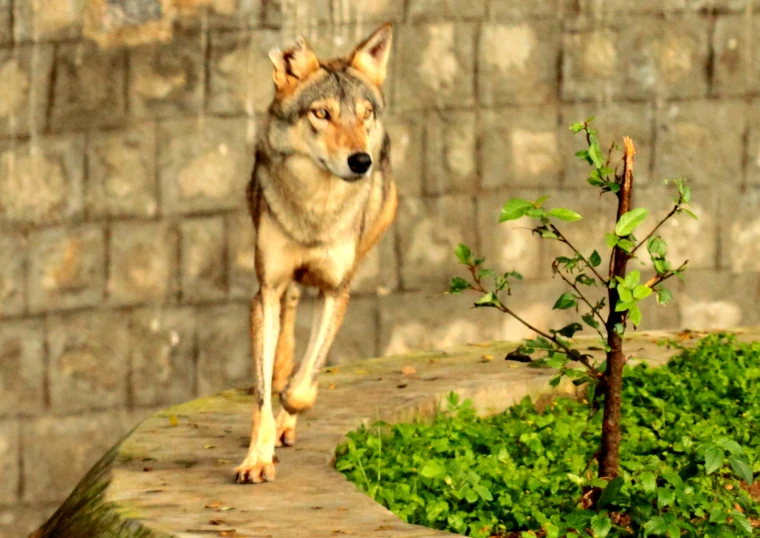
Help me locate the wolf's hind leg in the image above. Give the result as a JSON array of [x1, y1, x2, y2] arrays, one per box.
[[273, 283, 300, 394], [235, 286, 283, 484], [280, 287, 349, 415]]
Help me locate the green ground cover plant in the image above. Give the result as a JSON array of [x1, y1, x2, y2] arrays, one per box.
[[335, 334, 760, 537]]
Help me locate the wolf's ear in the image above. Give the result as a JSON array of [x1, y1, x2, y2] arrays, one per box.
[[350, 22, 393, 86], [269, 37, 320, 93]]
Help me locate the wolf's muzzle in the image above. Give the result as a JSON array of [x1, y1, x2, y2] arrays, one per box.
[[347, 152, 372, 175]]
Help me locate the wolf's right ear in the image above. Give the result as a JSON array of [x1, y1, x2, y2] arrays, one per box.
[[269, 37, 320, 93], [350, 22, 393, 87]]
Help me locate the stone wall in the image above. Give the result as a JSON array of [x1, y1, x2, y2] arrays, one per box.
[[1, 0, 759, 534]]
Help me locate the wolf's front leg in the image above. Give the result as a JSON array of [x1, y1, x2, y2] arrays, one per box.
[[280, 287, 350, 417], [235, 287, 282, 484]]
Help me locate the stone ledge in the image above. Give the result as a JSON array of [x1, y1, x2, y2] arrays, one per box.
[[32, 329, 760, 538]]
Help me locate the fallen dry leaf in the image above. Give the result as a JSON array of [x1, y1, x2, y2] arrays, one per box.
[[401, 365, 416, 375], [205, 502, 222, 510], [209, 519, 224, 525], [328, 384, 335, 390], [468, 342, 491, 348], [480, 355, 494, 362], [325, 367, 339, 374], [168, 415, 179, 427], [204, 444, 216, 449]]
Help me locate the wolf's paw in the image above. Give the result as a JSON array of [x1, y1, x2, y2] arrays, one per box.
[[275, 409, 297, 448], [234, 456, 277, 484]]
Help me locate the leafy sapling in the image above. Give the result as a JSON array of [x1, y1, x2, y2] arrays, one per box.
[[449, 119, 695, 483]]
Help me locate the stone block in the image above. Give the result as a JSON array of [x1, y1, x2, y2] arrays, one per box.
[[424, 110, 477, 195], [226, 211, 257, 300], [0, 45, 54, 137], [0, 136, 85, 226], [0, 504, 57, 538], [83, 0, 175, 48], [0, 0, 10, 44], [396, 195, 476, 292], [479, 21, 559, 106], [351, 226, 399, 296], [48, 309, 129, 413], [720, 188, 760, 272], [408, 0, 487, 20], [50, 42, 126, 131], [0, 321, 45, 416], [128, 307, 196, 407], [394, 23, 476, 110], [295, 295, 378, 366], [476, 189, 546, 280], [490, 0, 558, 18], [0, 232, 26, 317], [197, 303, 250, 395], [481, 106, 562, 190], [654, 100, 746, 188], [384, 113, 424, 197], [14, 0, 86, 41], [181, 216, 227, 302], [22, 411, 132, 503], [634, 185, 718, 271], [173, 0, 266, 28], [86, 125, 158, 218], [565, 0, 713, 15], [747, 100, 760, 186], [562, 16, 709, 100], [128, 31, 205, 118], [28, 225, 105, 312], [330, 0, 405, 23], [158, 117, 252, 214], [561, 102, 655, 187], [674, 270, 760, 330], [262, 0, 331, 27], [208, 29, 280, 115], [108, 221, 176, 305], [0, 420, 17, 504], [713, 14, 760, 97]]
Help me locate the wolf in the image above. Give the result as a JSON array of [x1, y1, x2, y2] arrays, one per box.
[[235, 23, 396, 483]]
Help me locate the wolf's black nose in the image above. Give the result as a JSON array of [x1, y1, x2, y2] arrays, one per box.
[[348, 152, 372, 174]]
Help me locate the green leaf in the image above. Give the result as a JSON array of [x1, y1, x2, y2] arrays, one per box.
[[545, 523, 559, 538], [647, 236, 668, 257], [644, 516, 669, 537], [556, 322, 583, 338], [569, 122, 585, 133], [448, 277, 471, 294], [728, 454, 753, 484], [656, 287, 674, 305], [455, 244, 472, 265], [420, 460, 446, 478], [473, 484, 493, 501], [590, 514, 612, 538], [639, 471, 656, 494], [716, 438, 744, 455], [525, 207, 548, 219], [598, 476, 624, 509], [633, 285, 653, 300], [617, 239, 636, 253], [500, 198, 534, 222], [535, 195, 550, 207], [589, 250, 602, 267], [731, 511, 753, 535], [588, 135, 604, 168], [618, 287, 633, 303], [704, 446, 725, 475], [582, 313, 600, 330], [553, 292, 577, 310], [606, 233, 619, 248], [624, 271, 641, 289], [475, 292, 500, 308], [548, 208, 583, 222], [629, 305, 642, 326], [615, 208, 649, 236], [657, 487, 675, 508]]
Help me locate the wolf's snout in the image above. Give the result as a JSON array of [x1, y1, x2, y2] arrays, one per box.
[[348, 152, 372, 174]]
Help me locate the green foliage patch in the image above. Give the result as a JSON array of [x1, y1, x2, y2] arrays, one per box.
[[335, 334, 760, 537]]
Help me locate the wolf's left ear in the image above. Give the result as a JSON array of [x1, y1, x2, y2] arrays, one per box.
[[350, 22, 393, 86]]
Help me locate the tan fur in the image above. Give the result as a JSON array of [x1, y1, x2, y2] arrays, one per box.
[[235, 23, 396, 485]]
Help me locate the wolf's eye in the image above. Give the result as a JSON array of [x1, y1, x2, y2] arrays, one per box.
[[363, 107, 374, 120], [312, 108, 330, 120]]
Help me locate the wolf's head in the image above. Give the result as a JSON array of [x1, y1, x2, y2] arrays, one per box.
[[266, 23, 393, 182]]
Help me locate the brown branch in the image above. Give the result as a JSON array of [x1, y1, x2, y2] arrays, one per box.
[[644, 260, 689, 289], [631, 205, 679, 256], [550, 224, 609, 285], [468, 267, 600, 376]]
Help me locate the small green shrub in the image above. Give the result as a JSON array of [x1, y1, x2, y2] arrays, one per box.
[[336, 334, 759, 537]]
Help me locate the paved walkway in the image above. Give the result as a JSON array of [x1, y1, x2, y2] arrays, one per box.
[[33, 329, 759, 538]]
